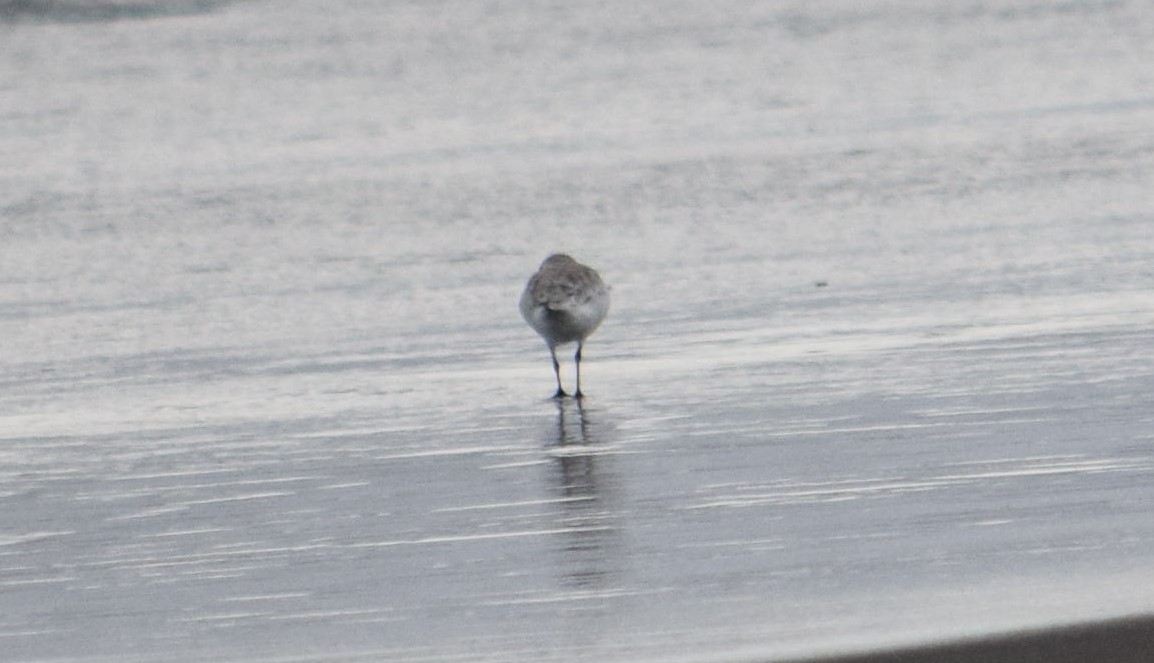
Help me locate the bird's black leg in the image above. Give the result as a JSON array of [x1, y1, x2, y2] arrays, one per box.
[[550, 346, 567, 399], [573, 343, 584, 399]]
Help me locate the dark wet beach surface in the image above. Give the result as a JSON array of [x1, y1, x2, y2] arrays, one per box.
[[2, 0, 1154, 661]]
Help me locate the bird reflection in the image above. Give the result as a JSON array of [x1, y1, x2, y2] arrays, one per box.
[[547, 398, 619, 590]]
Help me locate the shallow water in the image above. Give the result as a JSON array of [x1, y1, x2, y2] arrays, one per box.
[[3, 0, 1154, 661]]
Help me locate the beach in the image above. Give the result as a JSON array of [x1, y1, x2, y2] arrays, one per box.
[[2, 0, 1154, 661]]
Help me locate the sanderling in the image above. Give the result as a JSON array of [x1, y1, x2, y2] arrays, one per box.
[[519, 254, 610, 399]]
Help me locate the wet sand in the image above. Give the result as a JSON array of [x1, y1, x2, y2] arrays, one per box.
[[3, 1, 1154, 661], [788, 614, 1154, 663]]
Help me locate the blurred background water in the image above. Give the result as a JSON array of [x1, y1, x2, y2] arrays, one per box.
[[2, 0, 1154, 661]]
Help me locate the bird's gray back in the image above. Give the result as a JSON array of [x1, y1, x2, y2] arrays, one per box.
[[528, 261, 605, 312]]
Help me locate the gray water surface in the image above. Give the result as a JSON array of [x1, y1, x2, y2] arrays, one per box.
[[3, 1, 1154, 661]]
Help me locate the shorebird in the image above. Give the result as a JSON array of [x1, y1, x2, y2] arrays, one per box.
[[520, 254, 610, 399]]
